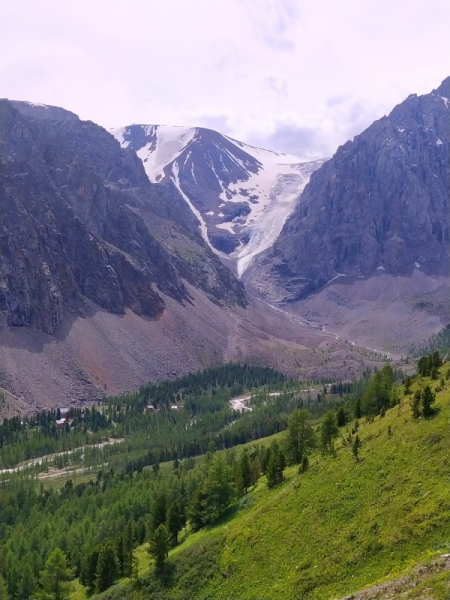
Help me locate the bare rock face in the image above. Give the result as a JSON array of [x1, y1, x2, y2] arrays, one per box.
[[250, 77, 450, 301], [0, 100, 246, 334]]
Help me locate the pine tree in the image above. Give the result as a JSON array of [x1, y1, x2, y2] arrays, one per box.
[[266, 444, 285, 488], [266, 453, 278, 488], [337, 407, 346, 427], [187, 488, 206, 532], [39, 548, 73, 600], [130, 551, 139, 587], [432, 351, 442, 368], [150, 492, 167, 533], [278, 449, 286, 474], [95, 542, 119, 593], [115, 531, 124, 575], [403, 376, 412, 395], [421, 385, 435, 417], [238, 451, 252, 494], [81, 546, 101, 595], [300, 455, 309, 473], [261, 446, 271, 474], [148, 524, 170, 573], [122, 522, 134, 577], [355, 399, 362, 418]]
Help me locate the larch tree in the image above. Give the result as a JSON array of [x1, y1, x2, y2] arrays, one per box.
[[39, 548, 73, 600], [149, 524, 170, 573], [201, 454, 235, 523], [321, 411, 339, 454], [285, 409, 316, 466], [166, 500, 185, 546], [0, 575, 10, 600], [95, 542, 119, 593]]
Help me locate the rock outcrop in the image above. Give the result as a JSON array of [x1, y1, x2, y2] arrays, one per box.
[[250, 77, 450, 301], [0, 100, 246, 334]]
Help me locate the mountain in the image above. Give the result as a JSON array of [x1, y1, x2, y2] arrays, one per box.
[[250, 77, 450, 298], [0, 99, 246, 408], [0, 100, 373, 414], [246, 77, 450, 353], [111, 124, 325, 276], [0, 99, 247, 334]]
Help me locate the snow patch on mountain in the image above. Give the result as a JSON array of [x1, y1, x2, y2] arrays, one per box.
[[143, 126, 196, 182], [232, 161, 323, 276], [111, 124, 326, 275], [171, 160, 218, 254]]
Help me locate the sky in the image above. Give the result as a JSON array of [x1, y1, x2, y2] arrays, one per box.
[[1, 0, 449, 157]]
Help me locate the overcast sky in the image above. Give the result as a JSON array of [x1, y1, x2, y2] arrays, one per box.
[[1, 0, 449, 156]]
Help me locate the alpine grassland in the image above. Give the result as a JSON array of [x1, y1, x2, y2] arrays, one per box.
[[94, 362, 450, 600]]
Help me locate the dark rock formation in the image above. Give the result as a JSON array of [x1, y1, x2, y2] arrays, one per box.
[[0, 100, 246, 334], [253, 77, 450, 301]]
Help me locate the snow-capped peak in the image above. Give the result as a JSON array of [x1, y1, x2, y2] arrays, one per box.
[[111, 124, 326, 275], [111, 124, 197, 182]]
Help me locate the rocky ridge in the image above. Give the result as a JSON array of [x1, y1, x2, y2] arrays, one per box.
[[248, 77, 450, 302], [0, 100, 246, 335]]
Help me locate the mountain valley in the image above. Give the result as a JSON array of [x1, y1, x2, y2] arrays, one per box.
[[4, 5, 450, 600], [1, 78, 449, 414]]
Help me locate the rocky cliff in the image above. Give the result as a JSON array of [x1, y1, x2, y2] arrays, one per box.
[[0, 100, 246, 335], [249, 77, 450, 302]]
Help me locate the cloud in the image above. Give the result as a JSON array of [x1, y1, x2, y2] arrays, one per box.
[[236, 96, 387, 157], [195, 115, 233, 135], [250, 123, 327, 156], [324, 97, 386, 148], [264, 77, 288, 97], [241, 0, 299, 51], [326, 94, 352, 108]]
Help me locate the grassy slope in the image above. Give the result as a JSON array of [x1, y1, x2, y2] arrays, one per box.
[[193, 371, 450, 600], [88, 367, 450, 600]]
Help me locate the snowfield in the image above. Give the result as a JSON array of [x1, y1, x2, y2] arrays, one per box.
[[111, 125, 326, 275]]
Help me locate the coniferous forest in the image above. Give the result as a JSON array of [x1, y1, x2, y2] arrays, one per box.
[[2, 355, 450, 599]]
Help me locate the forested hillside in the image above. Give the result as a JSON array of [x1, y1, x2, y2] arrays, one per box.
[[2, 355, 450, 599]]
